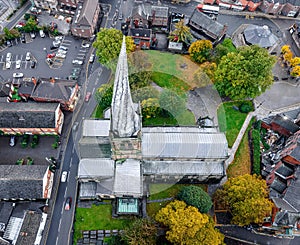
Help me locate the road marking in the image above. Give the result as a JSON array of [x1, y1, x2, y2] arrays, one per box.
[[64, 188, 67, 198], [56, 236, 59, 245], [58, 219, 62, 231], [92, 87, 95, 94]]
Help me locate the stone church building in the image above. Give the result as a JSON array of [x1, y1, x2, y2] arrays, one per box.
[[77, 37, 229, 215]]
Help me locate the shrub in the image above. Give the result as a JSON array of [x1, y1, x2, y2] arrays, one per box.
[[251, 128, 261, 175], [177, 185, 212, 213], [239, 102, 253, 113]]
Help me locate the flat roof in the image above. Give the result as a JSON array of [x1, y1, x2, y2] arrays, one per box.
[[82, 119, 110, 137]]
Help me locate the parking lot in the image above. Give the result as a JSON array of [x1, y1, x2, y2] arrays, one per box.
[[0, 135, 58, 165], [0, 30, 93, 84]]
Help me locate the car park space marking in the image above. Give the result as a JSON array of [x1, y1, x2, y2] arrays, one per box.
[[58, 219, 62, 232]]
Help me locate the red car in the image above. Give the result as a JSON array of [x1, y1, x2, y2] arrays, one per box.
[[65, 197, 72, 211], [47, 53, 56, 59], [85, 92, 91, 102]]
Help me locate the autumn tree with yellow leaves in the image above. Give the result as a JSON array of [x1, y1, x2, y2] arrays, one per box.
[[155, 200, 224, 245], [188, 40, 213, 64], [214, 174, 273, 226]]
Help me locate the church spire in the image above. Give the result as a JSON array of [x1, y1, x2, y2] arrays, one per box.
[[111, 36, 140, 138]]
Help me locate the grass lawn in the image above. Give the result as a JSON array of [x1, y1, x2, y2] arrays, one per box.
[[149, 183, 206, 200], [227, 117, 255, 178], [217, 101, 252, 147], [73, 204, 132, 243]]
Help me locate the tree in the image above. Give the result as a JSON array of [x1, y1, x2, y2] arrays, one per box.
[[290, 57, 300, 67], [214, 174, 273, 226], [177, 185, 212, 213], [281, 45, 291, 54], [214, 38, 237, 63], [168, 20, 193, 44], [93, 28, 135, 66], [122, 219, 157, 245], [141, 98, 161, 119], [95, 83, 113, 110], [159, 89, 186, 117], [291, 66, 300, 77], [214, 45, 276, 100], [188, 40, 213, 64], [155, 200, 224, 245]]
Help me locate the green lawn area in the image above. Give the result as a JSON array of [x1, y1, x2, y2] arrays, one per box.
[[73, 204, 132, 243], [217, 101, 252, 147], [147, 184, 207, 218], [227, 117, 255, 178]]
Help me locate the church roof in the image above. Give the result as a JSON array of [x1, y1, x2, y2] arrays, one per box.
[[113, 159, 142, 197], [111, 36, 140, 138], [82, 119, 110, 137], [78, 159, 114, 179], [142, 127, 228, 159]]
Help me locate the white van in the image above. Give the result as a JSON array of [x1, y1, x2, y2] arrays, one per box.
[[39, 29, 45, 38]]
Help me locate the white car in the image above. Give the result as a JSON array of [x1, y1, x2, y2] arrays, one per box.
[[39, 29, 45, 38], [9, 136, 15, 147], [89, 54, 95, 63], [81, 43, 90, 48], [30, 32, 36, 39], [58, 49, 67, 55], [56, 53, 66, 59], [13, 73, 24, 78], [16, 60, 21, 69], [6, 52, 12, 62], [25, 52, 31, 61], [72, 59, 83, 65], [6, 61, 11, 69], [61, 171, 68, 182]]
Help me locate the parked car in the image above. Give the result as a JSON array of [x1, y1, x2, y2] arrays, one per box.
[[30, 32, 36, 39], [89, 54, 95, 63], [6, 40, 12, 47], [61, 171, 68, 182], [53, 40, 61, 47], [81, 43, 90, 48], [85, 92, 91, 102], [13, 73, 24, 78], [6, 52, 12, 61], [56, 53, 66, 59], [9, 136, 15, 147], [25, 52, 31, 61], [21, 34, 26, 43], [59, 46, 68, 51], [58, 49, 67, 54], [5, 61, 11, 69], [39, 29, 45, 38], [72, 59, 83, 65], [30, 61, 36, 68], [16, 60, 21, 69], [47, 53, 56, 59], [65, 197, 72, 211], [72, 122, 79, 131]]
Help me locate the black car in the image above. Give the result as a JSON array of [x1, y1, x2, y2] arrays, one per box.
[[21, 34, 26, 43], [30, 61, 36, 68], [50, 46, 58, 50]]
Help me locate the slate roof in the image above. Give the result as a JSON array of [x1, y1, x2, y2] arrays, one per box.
[[288, 142, 300, 161], [282, 167, 300, 212], [0, 165, 48, 200], [270, 177, 287, 194], [0, 102, 59, 128], [82, 119, 110, 137], [243, 24, 279, 48], [0, 83, 10, 97], [131, 4, 150, 19], [142, 127, 228, 159], [15, 211, 42, 245], [274, 210, 300, 227], [78, 137, 111, 158], [113, 159, 142, 197], [151, 6, 169, 18], [271, 115, 300, 134], [75, 0, 99, 26], [143, 160, 225, 176], [18, 80, 35, 96], [276, 163, 294, 178], [30, 78, 77, 102], [188, 9, 227, 40], [78, 158, 114, 179], [272, 197, 298, 212], [129, 28, 151, 38]]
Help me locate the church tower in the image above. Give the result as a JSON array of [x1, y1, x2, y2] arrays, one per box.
[[110, 36, 142, 160]]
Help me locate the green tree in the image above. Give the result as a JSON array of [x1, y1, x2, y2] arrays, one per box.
[[159, 89, 186, 117], [177, 185, 212, 213], [93, 28, 135, 66], [214, 45, 276, 100], [214, 38, 237, 63], [122, 219, 157, 245], [188, 40, 213, 64], [155, 200, 224, 245], [131, 86, 159, 103], [141, 98, 161, 119], [214, 174, 273, 226], [3, 27, 14, 40], [95, 83, 113, 110], [168, 20, 193, 44], [23, 17, 38, 32]]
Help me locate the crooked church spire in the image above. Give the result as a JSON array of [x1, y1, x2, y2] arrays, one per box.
[[111, 36, 140, 138]]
